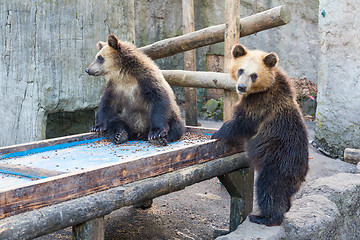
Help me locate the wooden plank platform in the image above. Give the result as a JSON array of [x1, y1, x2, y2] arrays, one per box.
[[0, 152, 250, 240], [0, 127, 244, 220]]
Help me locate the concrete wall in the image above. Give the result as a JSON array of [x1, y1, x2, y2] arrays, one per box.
[[314, 0, 360, 158], [0, 1, 134, 146]]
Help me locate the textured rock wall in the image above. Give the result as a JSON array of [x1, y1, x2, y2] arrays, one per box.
[[315, 0, 360, 158], [0, 1, 134, 146], [0, 0, 318, 147]]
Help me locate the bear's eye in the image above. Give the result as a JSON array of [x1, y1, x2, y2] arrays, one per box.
[[238, 69, 244, 76], [97, 55, 105, 63], [251, 73, 258, 82]]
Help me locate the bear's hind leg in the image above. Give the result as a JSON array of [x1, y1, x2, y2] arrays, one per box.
[[249, 168, 293, 226], [107, 117, 130, 144]]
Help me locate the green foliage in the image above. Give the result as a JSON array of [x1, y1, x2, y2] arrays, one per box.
[[199, 97, 224, 121]]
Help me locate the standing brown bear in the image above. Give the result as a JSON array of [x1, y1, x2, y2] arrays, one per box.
[[212, 44, 309, 226], [85, 34, 185, 145]]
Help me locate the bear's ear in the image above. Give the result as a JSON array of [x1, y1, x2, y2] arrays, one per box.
[[96, 41, 106, 51], [232, 44, 247, 58], [107, 34, 120, 50], [263, 53, 278, 68]]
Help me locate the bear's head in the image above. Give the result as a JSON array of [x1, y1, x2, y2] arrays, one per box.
[[230, 44, 278, 96], [85, 34, 129, 77]]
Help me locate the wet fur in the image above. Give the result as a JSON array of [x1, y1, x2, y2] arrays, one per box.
[[86, 34, 185, 145], [212, 44, 309, 226]]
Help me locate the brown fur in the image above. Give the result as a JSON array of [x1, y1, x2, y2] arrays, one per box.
[[86, 34, 184, 145], [213, 44, 309, 226]]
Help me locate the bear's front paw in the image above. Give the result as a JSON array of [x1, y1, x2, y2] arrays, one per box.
[[91, 123, 107, 132], [211, 130, 221, 139], [148, 129, 168, 146], [113, 130, 129, 144]]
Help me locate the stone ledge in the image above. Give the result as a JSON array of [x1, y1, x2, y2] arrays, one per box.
[[217, 173, 360, 240]]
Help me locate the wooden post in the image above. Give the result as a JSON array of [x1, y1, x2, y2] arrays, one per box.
[[224, 0, 240, 121], [72, 217, 105, 240], [218, 168, 254, 232], [182, 0, 198, 126]]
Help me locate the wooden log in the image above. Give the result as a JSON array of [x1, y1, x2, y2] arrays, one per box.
[[0, 153, 250, 240], [223, 0, 240, 121], [182, 0, 198, 126], [344, 148, 360, 164], [162, 70, 235, 91], [72, 217, 105, 240], [140, 6, 291, 60]]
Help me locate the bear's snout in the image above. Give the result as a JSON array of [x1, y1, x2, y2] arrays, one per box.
[[237, 84, 247, 93], [85, 68, 90, 74]]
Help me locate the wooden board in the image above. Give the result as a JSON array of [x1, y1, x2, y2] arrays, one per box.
[[0, 127, 244, 220], [0, 152, 250, 240]]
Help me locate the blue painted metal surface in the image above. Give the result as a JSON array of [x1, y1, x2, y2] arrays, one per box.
[[0, 138, 106, 160], [0, 173, 34, 189]]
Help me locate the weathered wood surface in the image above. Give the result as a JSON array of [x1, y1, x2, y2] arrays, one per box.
[[0, 153, 249, 240], [182, 0, 198, 127], [344, 148, 360, 164], [223, 0, 241, 122], [0, 128, 242, 220], [140, 6, 291, 60], [162, 70, 235, 91], [72, 217, 105, 240]]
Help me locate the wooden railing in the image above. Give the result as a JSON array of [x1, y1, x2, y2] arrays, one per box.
[[139, 5, 291, 123]]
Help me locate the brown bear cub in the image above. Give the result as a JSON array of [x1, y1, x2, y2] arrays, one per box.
[[86, 34, 185, 145], [212, 44, 309, 226]]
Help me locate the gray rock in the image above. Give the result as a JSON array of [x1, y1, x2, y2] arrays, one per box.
[[216, 219, 285, 240], [0, 1, 135, 146], [315, 0, 360, 158], [205, 99, 219, 113], [284, 195, 340, 240], [218, 171, 360, 239]]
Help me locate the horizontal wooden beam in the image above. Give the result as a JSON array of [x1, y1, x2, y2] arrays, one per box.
[[140, 6, 291, 59], [0, 153, 250, 240], [162, 70, 235, 91]]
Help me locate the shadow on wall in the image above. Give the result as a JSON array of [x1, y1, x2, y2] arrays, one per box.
[[46, 110, 95, 139]]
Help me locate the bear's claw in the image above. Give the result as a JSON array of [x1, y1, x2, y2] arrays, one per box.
[[91, 123, 107, 132], [148, 129, 168, 146], [114, 130, 129, 144]]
